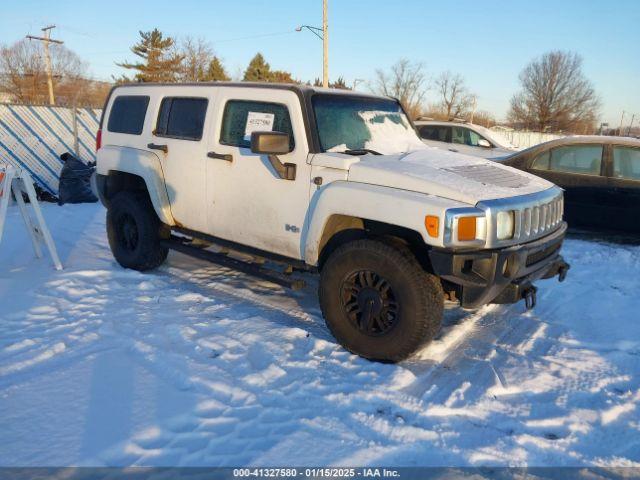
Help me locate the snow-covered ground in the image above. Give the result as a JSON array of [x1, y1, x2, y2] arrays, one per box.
[[1, 203, 639, 467]]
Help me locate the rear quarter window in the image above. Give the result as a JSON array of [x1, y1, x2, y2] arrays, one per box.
[[107, 95, 150, 135]]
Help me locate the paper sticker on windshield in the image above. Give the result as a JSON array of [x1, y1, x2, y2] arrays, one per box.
[[244, 112, 275, 142]]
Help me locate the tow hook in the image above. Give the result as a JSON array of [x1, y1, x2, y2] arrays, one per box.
[[558, 262, 570, 282], [522, 285, 538, 310]]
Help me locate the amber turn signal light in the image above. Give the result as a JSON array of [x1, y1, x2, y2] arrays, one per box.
[[425, 215, 439, 238], [457, 217, 477, 241]]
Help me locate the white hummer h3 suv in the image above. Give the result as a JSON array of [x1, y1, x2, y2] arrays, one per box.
[[96, 83, 570, 362]]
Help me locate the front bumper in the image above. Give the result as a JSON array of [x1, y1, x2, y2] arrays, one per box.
[[429, 222, 570, 309]]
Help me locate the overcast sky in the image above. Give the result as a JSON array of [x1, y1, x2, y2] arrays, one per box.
[[2, 0, 638, 125]]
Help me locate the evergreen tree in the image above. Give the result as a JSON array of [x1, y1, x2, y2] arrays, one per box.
[[330, 76, 349, 89], [117, 29, 183, 82], [243, 53, 271, 82], [205, 56, 230, 81], [313, 76, 350, 89], [270, 70, 297, 84]]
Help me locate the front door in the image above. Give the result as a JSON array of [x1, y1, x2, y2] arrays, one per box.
[[529, 144, 608, 230], [148, 91, 213, 233], [204, 88, 313, 260]]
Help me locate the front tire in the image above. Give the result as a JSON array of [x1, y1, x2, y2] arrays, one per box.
[[319, 239, 444, 362], [106, 191, 168, 271]]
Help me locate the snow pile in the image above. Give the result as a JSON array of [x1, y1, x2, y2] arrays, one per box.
[[0, 203, 639, 467], [327, 110, 426, 155], [357, 111, 426, 154]]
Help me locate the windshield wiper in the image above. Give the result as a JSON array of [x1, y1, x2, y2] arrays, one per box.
[[341, 148, 382, 156]]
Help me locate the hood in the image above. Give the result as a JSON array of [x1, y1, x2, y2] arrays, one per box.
[[346, 148, 555, 205]]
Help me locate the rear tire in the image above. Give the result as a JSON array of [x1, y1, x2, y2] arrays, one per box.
[[106, 191, 168, 271], [319, 239, 444, 362]]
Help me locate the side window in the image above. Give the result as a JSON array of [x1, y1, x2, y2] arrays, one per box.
[[220, 100, 294, 149], [532, 151, 551, 170], [155, 97, 208, 140], [466, 129, 490, 147], [613, 147, 640, 181], [452, 127, 465, 145], [107, 95, 149, 135], [548, 145, 603, 176], [419, 126, 449, 142]]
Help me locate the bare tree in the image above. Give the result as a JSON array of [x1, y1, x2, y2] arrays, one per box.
[[508, 51, 600, 132], [1, 38, 88, 104], [372, 59, 427, 119], [434, 71, 476, 120], [470, 110, 496, 128], [178, 36, 213, 82]]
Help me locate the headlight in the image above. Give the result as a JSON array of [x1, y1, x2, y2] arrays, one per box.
[[496, 211, 515, 240]]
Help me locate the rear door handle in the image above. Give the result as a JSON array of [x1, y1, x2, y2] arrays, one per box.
[[448, 148, 458, 152], [207, 151, 233, 162], [147, 143, 168, 153]]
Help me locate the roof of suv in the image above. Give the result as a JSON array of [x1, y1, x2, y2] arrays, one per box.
[[414, 120, 474, 128], [111, 81, 386, 100]]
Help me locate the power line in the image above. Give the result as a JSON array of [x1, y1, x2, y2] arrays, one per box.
[[213, 29, 297, 43], [83, 29, 299, 56]]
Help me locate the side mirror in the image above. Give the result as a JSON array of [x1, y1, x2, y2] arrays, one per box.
[[250, 131, 292, 155], [250, 131, 296, 181], [478, 139, 492, 148]]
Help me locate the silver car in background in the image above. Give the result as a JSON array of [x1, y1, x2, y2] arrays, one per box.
[[415, 120, 519, 159]]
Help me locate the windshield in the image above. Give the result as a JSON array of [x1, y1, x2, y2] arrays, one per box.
[[312, 94, 426, 155]]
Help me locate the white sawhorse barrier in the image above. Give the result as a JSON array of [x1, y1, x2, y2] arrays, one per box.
[[0, 164, 63, 270]]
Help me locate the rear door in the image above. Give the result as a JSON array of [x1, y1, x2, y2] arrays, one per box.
[[606, 145, 640, 233], [148, 91, 213, 233], [529, 144, 608, 229]]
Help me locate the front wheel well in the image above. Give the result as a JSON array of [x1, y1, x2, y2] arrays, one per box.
[[317, 216, 433, 272]]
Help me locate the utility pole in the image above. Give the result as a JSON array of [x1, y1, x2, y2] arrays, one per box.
[[26, 25, 63, 106], [618, 110, 626, 136], [322, 0, 328, 88], [469, 96, 478, 124]]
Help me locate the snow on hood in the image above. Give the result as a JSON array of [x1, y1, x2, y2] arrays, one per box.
[[347, 147, 555, 205], [327, 110, 427, 155]]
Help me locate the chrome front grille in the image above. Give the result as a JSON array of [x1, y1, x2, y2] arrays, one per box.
[[477, 187, 564, 248], [514, 195, 563, 242]]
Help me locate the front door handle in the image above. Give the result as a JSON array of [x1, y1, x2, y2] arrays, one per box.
[[207, 151, 233, 162], [448, 148, 458, 153], [148, 143, 168, 153]]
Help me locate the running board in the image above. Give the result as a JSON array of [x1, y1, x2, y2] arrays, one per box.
[[161, 236, 306, 290]]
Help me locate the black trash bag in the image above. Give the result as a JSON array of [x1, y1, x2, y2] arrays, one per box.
[[57, 152, 99, 205]]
